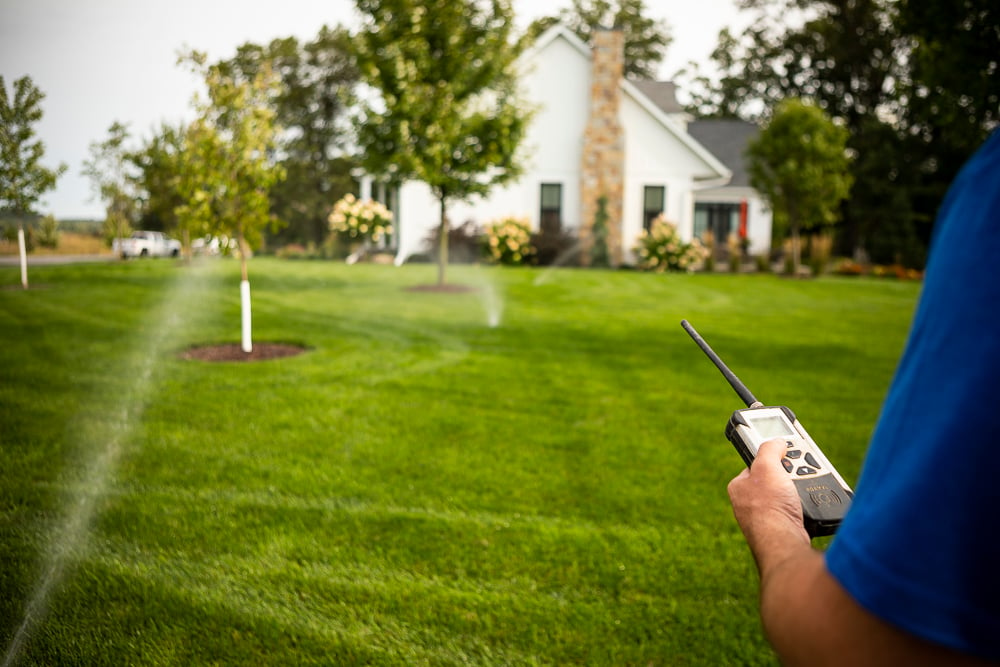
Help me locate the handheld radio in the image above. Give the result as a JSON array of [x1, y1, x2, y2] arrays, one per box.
[[681, 320, 853, 537]]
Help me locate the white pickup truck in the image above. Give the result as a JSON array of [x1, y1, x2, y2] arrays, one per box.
[[113, 231, 182, 259]]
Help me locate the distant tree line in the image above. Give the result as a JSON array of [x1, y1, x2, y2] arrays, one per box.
[[89, 26, 360, 251], [8, 0, 995, 271], [679, 0, 999, 267]]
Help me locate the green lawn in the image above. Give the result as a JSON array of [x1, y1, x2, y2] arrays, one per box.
[[0, 258, 920, 665]]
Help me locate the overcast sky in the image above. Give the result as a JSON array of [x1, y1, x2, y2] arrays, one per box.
[[0, 0, 748, 219]]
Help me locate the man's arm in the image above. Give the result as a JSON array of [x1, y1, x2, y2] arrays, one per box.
[[728, 438, 993, 666]]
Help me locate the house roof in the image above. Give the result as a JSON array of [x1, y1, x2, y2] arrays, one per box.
[[686, 120, 759, 188], [525, 25, 731, 184], [630, 81, 685, 115]]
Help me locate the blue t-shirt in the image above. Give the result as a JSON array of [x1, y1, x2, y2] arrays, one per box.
[[825, 130, 1000, 661]]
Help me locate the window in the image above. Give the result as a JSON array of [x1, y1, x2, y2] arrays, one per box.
[[643, 185, 665, 231], [693, 202, 740, 242], [539, 183, 562, 235]]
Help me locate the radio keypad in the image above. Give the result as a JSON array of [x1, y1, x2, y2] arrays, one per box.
[[777, 439, 823, 478]]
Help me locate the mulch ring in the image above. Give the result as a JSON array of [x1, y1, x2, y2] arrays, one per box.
[[179, 343, 308, 363]]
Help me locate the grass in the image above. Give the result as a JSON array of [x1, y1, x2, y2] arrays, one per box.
[[0, 258, 920, 665]]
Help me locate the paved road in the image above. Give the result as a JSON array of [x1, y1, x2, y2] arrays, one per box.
[[0, 254, 117, 266]]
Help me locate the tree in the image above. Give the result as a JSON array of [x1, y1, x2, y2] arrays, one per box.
[[0, 76, 66, 216], [524, 0, 672, 80], [178, 52, 286, 352], [353, 0, 529, 285], [215, 27, 360, 247], [82, 121, 139, 247], [0, 75, 66, 288], [898, 0, 1000, 244], [747, 98, 852, 275], [679, 0, 915, 262], [128, 122, 188, 239], [682, 0, 999, 268]]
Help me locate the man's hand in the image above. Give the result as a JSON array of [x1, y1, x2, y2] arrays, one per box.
[[727, 439, 994, 666], [727, 437, 810, 574]]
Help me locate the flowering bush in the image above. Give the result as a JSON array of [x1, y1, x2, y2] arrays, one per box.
[[328, 194, 393, 244], [634, 214, 708, 272], [483, 216, 535, 266]]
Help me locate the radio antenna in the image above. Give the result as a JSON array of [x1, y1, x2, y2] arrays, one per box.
[[681, 320, 762, 408]]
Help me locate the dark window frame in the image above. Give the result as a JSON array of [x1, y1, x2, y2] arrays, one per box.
[[643, 185, 666, 231], [539, 183, 563, 235]]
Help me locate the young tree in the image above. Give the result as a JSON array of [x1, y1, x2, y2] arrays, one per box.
[[747, 98, 852, 275], [524, 0, 672, 80], [0, 75, 67, 287], [215, 26, 360, 246], [82, 121, 139, 247], [353, 0, 529, 285], [178, 52, 286, 352]]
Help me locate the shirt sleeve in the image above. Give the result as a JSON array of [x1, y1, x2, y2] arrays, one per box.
[[824, 131, 1000, 662]]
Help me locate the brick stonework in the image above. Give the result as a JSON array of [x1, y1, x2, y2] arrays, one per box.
[[580, 29, 625, 266]]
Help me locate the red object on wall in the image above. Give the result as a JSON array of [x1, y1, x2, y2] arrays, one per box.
[[739, 200, 748, 238]]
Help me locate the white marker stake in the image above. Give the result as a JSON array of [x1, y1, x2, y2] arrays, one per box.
[[240, 280, 252, 353], [18, 227, 28, 289]]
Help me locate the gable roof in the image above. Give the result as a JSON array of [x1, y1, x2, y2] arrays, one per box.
[[687, 120, 759, 188], [620, 80, 731, 183], [630, 81, 685, 115], [523, 23, 592, 60], [525, 25, 731, 184]]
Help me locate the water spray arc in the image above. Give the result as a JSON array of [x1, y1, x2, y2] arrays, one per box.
[[2, 266, 199, 666], [532, 239, 584, 286]]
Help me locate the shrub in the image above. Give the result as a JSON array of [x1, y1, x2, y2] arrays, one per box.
[[873, 264, 924, 280], [483, 216, 535, 266], [590, 196, 610, 268], [37, 215, 60, 249], [532, 228, 580, 267], [423, 220, 482, 264], [702, 229, 716, 272], [275, 243, 320, 260], [328, 194, 393, 244], [2, 222, 35, 252], [808, 233, 833, 276], [726, 233, 742, 273], [834, 258, 864, 276], [634, 215, 708, 272]]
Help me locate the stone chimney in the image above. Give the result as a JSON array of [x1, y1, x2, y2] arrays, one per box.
[[580, 28, 625, 266]]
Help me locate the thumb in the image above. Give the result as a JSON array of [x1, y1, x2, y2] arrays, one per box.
[[751, 437, 790, 476]]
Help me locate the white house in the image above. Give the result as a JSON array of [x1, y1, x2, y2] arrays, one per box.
[[362, 24, 771, 265], [687, 120, 773, 257]]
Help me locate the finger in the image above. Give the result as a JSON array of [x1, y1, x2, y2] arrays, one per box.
[[753, 437, 788, 466]]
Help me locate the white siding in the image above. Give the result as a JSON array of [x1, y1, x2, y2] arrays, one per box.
[[391, 26, 733, 264], [395, 32, 594, 262]]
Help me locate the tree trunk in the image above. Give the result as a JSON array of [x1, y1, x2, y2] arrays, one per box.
[[237, 228, 252, 353], [17, 224, 28, 290], [238, 228, 250, 282], [788, 200, 802, 276], [437, 195, 448, 286], [791, 223, 801, 276]]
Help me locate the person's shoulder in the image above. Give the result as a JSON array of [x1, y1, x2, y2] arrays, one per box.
[[964, 130, 1000, 179]]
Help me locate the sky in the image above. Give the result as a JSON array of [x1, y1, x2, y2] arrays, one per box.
[[0, 0, 749, 219]]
